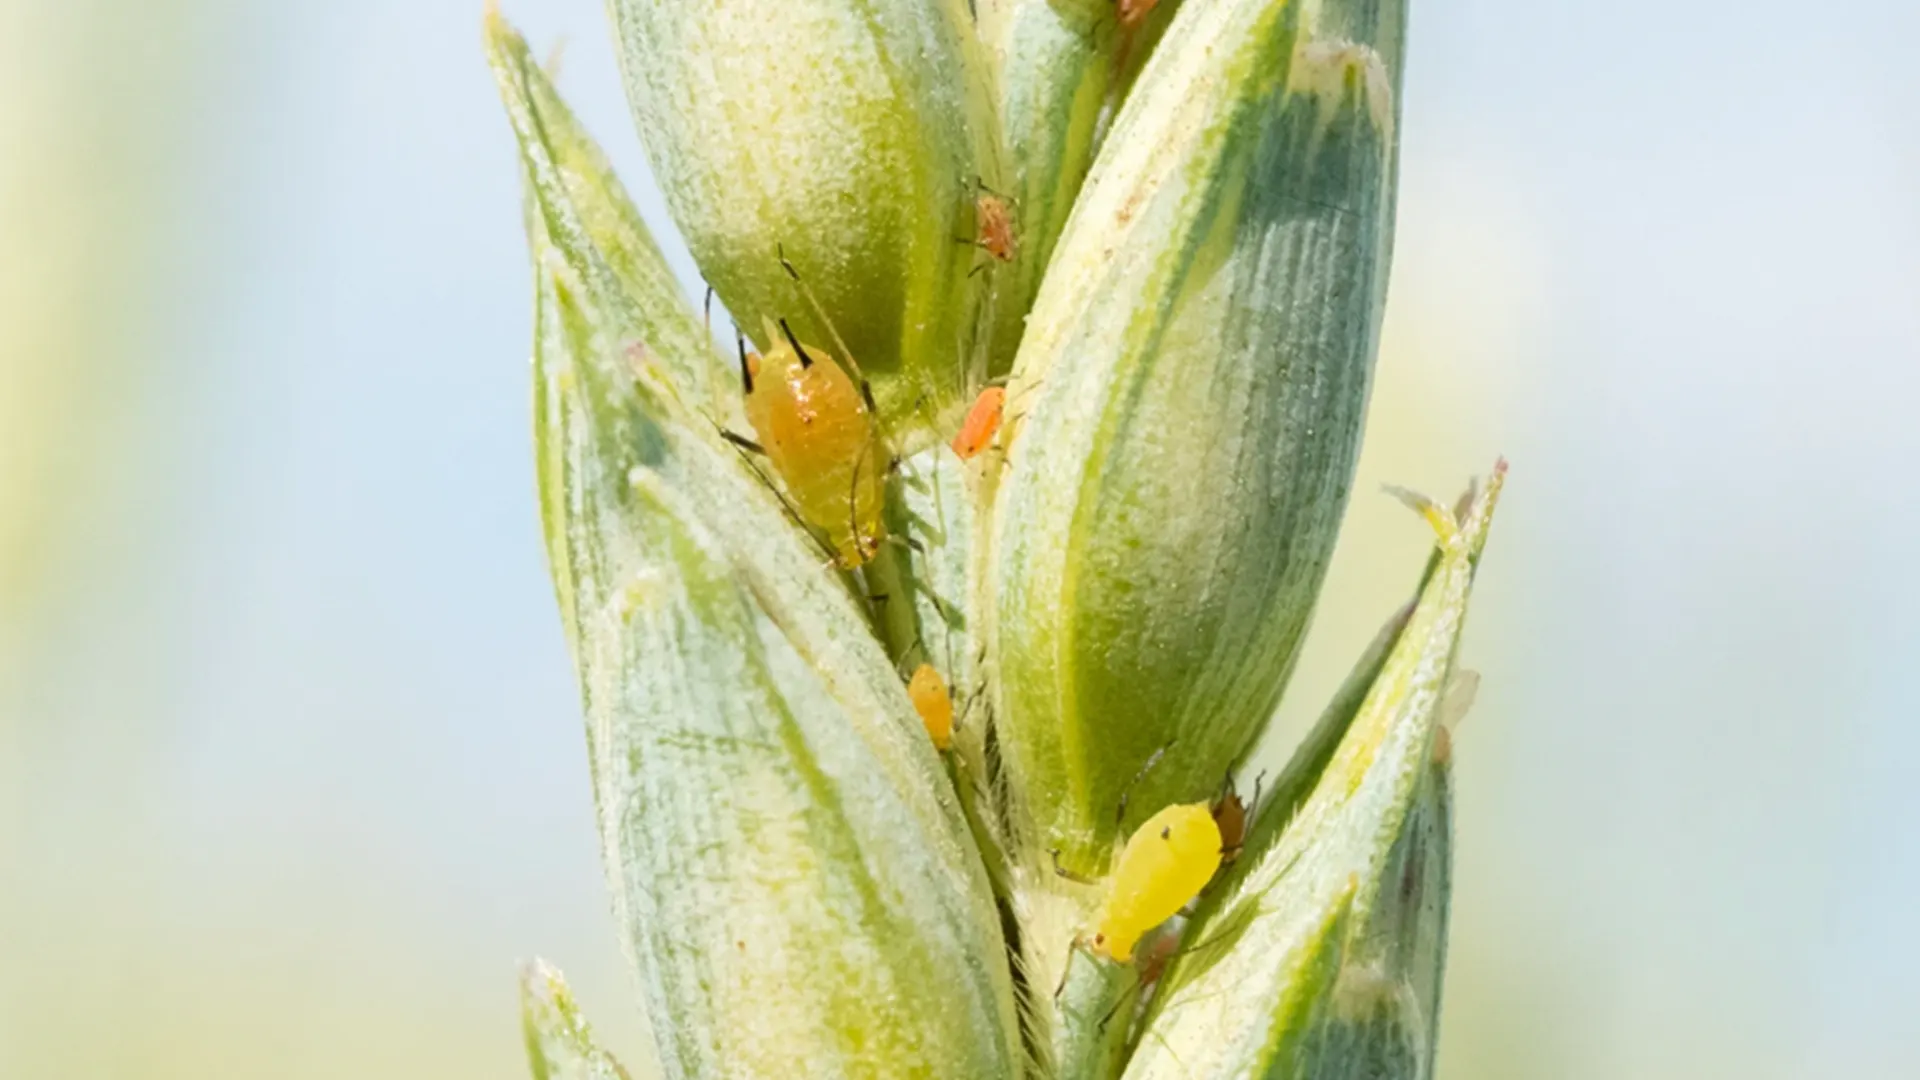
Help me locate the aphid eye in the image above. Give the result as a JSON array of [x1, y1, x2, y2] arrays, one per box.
[[1160, 826, 1171, 840]]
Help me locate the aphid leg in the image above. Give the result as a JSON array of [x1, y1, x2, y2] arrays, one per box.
[[1095, 976, 1147, 1033], [734, 326, 754, 395], [719, 429, 765, 456], [1049, 849, 1098, 886], [703, 284, 715, 339], [1052, 934, 1098, 1001]]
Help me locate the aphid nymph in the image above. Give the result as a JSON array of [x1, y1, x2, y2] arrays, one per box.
[[950, 385, 1007, 460], [907, 662, 954, 750], [973, 191, 1017, 264], [738, 315, 886, 567]]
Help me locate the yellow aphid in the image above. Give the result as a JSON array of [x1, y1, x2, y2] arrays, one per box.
[[740, 317, 886, 567], [907, 663, 954, 750], [1091, 802, 1223, 963]]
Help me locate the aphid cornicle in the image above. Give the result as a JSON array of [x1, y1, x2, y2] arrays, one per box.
[[950, 386, 1006, 460], [1090, 802, 1224, 963], [907, 663, 954, 750], [739, 316, 886, 568]]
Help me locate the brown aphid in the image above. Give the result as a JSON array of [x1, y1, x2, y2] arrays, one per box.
[[907, 663, 954, 750], [1211, 771, 1261, 862], [950, 386, 1007, 460], [973, 192, 1018, 263], [1211, 791, 1248, 859], [1117, 0, 1161, 30], [739, 317, 886, 568]]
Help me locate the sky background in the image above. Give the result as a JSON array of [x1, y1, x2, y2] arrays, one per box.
[[3, 0, 1917, 1076]]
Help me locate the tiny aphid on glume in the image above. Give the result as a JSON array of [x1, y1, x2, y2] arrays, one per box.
[[1209, 770, 1263, 863], [1116, 0, 1160, 30], [950, 386, 1006, 460], [972, 192, 1017, 264], [737, 316, 886, 568], [907, 663, 954, 750], [1089, 802, 1224, 963]]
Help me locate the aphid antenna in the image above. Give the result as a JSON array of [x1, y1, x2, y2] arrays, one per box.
[[1114, 738, 1179, 826], [1214, 768, 1237, 802], [703, 283, 715, 338], [776, 242, 868, 385], [897, 635, 930, 674], [972, 175, 1010, 202]]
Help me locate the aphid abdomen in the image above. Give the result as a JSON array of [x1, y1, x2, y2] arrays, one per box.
[[1093, 803, 1223, 962]]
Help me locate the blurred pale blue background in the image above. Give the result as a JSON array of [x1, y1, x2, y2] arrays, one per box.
[[3, 1, 1916, 1077]]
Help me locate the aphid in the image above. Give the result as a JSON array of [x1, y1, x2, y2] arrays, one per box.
[[950, 385, 1007, 460], [739, 317, 886, 567], [1089, 802, 1223, 963], [1116, 0, 1160, 30], [972, 192, 1018, 264], [907, 662, 954, 751], [1211, 788, 1247, 861], [1210, 770, 1263, 863]]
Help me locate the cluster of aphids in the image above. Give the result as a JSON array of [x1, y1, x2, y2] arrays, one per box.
[[722, 140, 1243, 981], [720, 183, 1016, 568], [711, 190, 1017, 759]]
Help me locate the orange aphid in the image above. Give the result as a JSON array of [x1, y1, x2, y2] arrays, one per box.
[[974, 193, 1017, 263], [907, 663, 954, 750], [950, 386, 1007, 460]]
